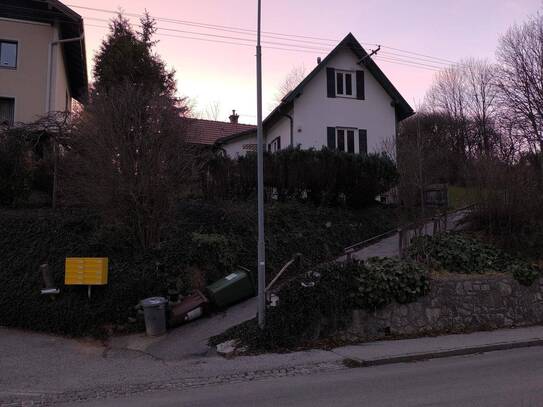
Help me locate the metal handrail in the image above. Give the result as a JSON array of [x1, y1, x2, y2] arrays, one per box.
[[343, 203, 477, 259], [343, 228, 398, 254]]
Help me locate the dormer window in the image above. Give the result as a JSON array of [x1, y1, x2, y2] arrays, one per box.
[[0, 41, 17, 69], [336, 70, 355, 97]]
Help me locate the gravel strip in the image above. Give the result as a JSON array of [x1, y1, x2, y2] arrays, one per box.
[[1, 361, 345, 406]]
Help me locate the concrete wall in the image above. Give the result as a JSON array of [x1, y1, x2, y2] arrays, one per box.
[[348, 274, 543, 340], [0, 17, 71, 124], [222, 48, 397, 157]]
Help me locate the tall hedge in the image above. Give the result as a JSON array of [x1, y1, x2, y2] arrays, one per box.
[[201, 147, 399, 208], [0, 201, 396, 337]]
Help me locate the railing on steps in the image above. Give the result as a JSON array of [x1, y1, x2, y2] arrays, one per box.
[[345, 203, 477, 261]]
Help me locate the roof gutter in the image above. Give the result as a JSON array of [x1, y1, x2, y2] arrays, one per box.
[[46, 33, 84, 113]]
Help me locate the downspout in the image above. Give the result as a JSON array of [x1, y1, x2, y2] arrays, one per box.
[[46, 34, 85, 113], [46, 32, 84, 211], [282, 113, 294, 147]]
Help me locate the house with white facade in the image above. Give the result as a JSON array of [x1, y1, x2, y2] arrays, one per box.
[[216, 33, 413, 157]]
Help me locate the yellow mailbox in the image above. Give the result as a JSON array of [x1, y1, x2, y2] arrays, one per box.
[[65, 257, 108, 286]]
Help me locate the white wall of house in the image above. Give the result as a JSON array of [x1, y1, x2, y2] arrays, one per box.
[[222, 133, 257, 157], [290, 48, 397, 153], [221, 47, 398, 157]]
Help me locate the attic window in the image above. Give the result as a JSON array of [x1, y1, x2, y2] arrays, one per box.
[[0, 41, 17, 69], [336, 70, 355, 97]]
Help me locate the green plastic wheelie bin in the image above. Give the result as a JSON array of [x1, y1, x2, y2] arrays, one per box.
[[206, 270, 254, 308]]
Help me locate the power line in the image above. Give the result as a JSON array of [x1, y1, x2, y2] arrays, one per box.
[[84, 19, 456, 70], [2, 5, 456, 65], [68, 4, 342, 43], [380, 50, 452, 66], [375, 56, 442, 72], [84, 17, 336, 51], [83, 23, 335, 55], [380, 46, 457, 64], [85, 22, 448, 72], [68, 3, 455, 65]]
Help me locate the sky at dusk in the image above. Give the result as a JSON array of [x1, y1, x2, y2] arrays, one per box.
[[70, 0, 542, 124]]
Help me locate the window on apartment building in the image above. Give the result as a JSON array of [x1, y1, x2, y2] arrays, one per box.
[[335, 70, 355, 97], [0, 98, 15, 126], [0, 41, 18, 68], [327, 127, 367, 154]]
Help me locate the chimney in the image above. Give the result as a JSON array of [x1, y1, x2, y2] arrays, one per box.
[[229, 109, 239, 124], [317, 57, 322, 65]]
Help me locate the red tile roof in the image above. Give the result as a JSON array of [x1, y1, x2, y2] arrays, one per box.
[[184, 118, 256, 145]]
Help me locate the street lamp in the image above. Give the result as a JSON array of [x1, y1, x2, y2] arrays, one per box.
[[256, 0, 266, 329]]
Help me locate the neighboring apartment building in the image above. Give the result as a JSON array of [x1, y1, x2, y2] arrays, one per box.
[[216, 33, 414, 157], [0, 0, 87, 126]]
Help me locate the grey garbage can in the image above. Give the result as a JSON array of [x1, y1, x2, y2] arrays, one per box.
[[141, 297, 168, 336]]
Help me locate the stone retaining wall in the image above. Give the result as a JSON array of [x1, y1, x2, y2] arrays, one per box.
[[348, 273, 543, 339]]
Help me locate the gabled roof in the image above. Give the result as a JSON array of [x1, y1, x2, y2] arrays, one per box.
[[185, 118, 256, 145], [0, 0, 88, 103], [216, 33, 414, 145]]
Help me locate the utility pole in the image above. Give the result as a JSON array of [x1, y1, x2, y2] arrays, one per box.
[[256, 0, 266, 329], [416, 112, 425, 221], [358, 45, 381, 64]]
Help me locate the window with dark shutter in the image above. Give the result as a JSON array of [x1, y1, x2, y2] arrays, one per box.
[[358, 129, 368, 154], [337, 129, 345, 151], [336, 72, 344, 95], [356, 70, 365, 100], [327, 127, 336, 149], [345, 73, 352, 96], [326, 68, 336, 98], [347, 130, 355, 153]]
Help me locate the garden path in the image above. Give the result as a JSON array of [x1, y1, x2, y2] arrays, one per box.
[[111, 209, 470, 360], [345, 209, 469, 261]]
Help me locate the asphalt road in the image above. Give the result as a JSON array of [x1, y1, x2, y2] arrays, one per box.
[[78, 347, 543, 407]]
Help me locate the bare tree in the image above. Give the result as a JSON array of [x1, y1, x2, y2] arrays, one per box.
[[274, 65, 306, 105], [464, 59, 498, 156], [496, 13, 543, 163], [425, 65, 470, 162], [203, 100, 222, 121]]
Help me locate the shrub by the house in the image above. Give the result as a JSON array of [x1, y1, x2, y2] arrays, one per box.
[[408, 232, 541, 285], [201, 147, 399, 208]]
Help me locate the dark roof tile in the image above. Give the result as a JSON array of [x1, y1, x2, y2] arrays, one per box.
[[185, 118, 256, 145]]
